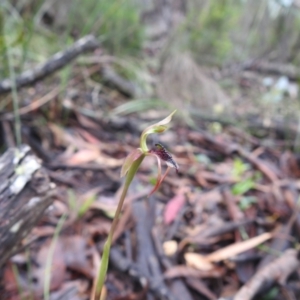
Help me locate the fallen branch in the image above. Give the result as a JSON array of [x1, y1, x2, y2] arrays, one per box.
[[0, 145, 56, 267], [244, 60, 300, 80], [233, 249, 299, 300], [101, 66, 139, 98], [0, 35, 99, 93]]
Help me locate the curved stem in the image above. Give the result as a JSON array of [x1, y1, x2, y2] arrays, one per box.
[[94, 153, 145, 299]]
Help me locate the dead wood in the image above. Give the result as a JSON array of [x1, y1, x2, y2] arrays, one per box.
[[101, 66, 139, 98], [233, 249, 299, 300], [0, 35, 99, 94], [244, 60, 300, 80], [0, 145, 55, 268]]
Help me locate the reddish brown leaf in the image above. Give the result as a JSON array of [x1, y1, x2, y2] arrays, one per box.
[[164, 193, 186, 225]]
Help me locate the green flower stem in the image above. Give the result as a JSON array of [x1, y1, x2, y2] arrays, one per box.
[[96, 153, 145, 298]]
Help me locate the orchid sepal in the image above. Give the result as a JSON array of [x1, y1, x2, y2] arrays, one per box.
[[147, 152, 172, 196], [140, 110, 176, 152]]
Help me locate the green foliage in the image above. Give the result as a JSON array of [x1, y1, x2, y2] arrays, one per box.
[[0, 0, 59, 78], [261, 287, 279, 300], [184, 0, 241, 65], [232, 158, 250, 179], [1, 0, 144, 81], [68, 188, 97, 218], [232, 178, 255, 195], [231, 158, 261, 197], [69, 0, 144, 56]]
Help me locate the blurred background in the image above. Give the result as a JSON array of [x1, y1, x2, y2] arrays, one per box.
[[2, 0, 300, 142], [2, 1, 300, 300]]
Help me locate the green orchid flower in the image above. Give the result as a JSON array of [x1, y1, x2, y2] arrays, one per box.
[[121, 110, 178, 195], [94, 110, 178, 300]]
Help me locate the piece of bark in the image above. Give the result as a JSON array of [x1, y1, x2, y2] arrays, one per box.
[[0, 35, 99, 93], [0, 144, 56, 267]]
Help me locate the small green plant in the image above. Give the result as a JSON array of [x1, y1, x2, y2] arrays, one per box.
[[232, 158, 250, 179], [93, 111, 178, 299], [232, 178, 255, 196], [230, 158, 262, 210]]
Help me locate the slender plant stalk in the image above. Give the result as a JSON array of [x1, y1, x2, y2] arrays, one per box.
[[6, 35, 21, 145], [94, 153, 145, 299], [43, 214, 67, 300], [93, 110, 177, 300], [12, 263, 25, 300]]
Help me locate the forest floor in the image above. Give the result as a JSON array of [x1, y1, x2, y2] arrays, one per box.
[[1, 36, 300, 300]]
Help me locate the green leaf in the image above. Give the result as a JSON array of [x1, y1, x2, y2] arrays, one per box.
[[232, 158, 250, 179], [232, 178, 255, 195], [78, 194, 97, 217]]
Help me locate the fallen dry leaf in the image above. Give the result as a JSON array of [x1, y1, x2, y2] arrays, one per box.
[[184, 253, 215, 271], [196, 189, 223, 205], [31, 238, 66, 294], [75, 112, 99, 130], [65, 148, 100, 165], [3, 263, 18, 296], [60, 236, 94, 279], [164, 265, 225, 279], [206, 232, 273, 262], [184, 233, 273, 272], [164, 193, 186, 225], [76, 127, 102, 144], [95, 155, 123, 167]]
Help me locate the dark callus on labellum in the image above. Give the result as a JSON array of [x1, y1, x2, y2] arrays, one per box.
[[150, 143, 179, 173]]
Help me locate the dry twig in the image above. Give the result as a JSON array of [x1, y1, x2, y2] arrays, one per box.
[[0, 35, 99, 93]]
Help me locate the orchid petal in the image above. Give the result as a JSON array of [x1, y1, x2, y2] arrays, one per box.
[[148, 153, 172, 196], [148, 153, 162, 196], [121, 148, 143, 177], [149, 166, 171, 196], [140, 110, 176, 152]]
